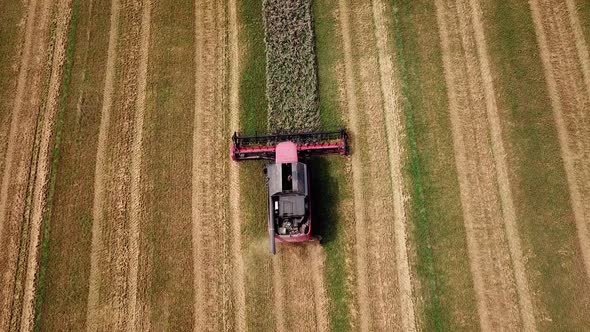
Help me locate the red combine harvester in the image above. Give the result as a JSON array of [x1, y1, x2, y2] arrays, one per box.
[[231, 130, 348, 254]]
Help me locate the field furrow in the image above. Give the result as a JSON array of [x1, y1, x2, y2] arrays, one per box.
[[530, 0, 590, 281], [0, 0, 54, 329], [435, 0, 534, 329]]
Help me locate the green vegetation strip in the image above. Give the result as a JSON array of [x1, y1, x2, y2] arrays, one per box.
[[484, 1, 590, 329], [388, 1, 444, 329], [34, 0, 80, 329], [312, 0, 352, 330]]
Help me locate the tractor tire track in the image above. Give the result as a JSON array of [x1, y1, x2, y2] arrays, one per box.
[[228, 0, 247, 328], [369, 0, 416, 330], [435, 0, 535, 330], [127, 0, 151, 330], [19, 1, 73, 330], [335, 0, 371, 329], [529, 0, 590, 281], [192, 0, 235, 330], [86, 0, 120, 328], [0, 0, 53, 329]]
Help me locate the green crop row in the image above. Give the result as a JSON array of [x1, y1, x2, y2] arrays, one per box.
[[263, 0, 320, 132]]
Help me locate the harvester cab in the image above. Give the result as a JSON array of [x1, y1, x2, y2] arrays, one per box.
[[231, 129, 348, 254]]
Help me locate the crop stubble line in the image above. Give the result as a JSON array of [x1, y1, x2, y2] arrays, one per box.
[[336, 0, 370, 330], [454, 0, 524, 326], [0, 0, 40, 252], [191, 0, 207, 327], [18, 0, 73, 331], [436, 0, 536, 330], [216, 1, 231, 327], [193, 0, 233, 329], [0, 0, 52, 329], [434, 1, 490, 328], [369, 0, 417, 330], [127, 0, 151, 330], [464, 0, 536, 329], [564, 0, 590, 99], [529, 0, 590, 280], [86, 0, 120, 329], [228, 0, 246, 329], [308, 244, 329, 332]]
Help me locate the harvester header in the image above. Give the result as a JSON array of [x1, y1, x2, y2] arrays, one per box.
[[231, 129, 348, 161]]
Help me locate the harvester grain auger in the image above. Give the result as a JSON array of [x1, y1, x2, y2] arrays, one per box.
[[231, 129, 348, 254]]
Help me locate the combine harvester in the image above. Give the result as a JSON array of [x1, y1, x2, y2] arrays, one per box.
[[231, 130, 348, 254]]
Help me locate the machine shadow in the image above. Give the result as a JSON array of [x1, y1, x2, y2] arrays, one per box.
[[308, 157, 341, 245]]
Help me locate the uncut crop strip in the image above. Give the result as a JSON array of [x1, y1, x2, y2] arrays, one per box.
[[529, 0, 590, 280], [263, 0, 320, 132], [0, 0, 54, 330], [435, 0, 535, 330]]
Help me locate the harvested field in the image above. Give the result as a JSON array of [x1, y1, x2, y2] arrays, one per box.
[[2, 0, 590, 330], [335, 0, 417, 330], [435, 0, 535, 330], [481, 0, 590, 329], [530, 0, 590, 283], [0, 0, 66, 330], [85, 0, 151, 330]]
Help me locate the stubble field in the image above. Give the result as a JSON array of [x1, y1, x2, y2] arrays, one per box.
[[0, 0, 589, 331]]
